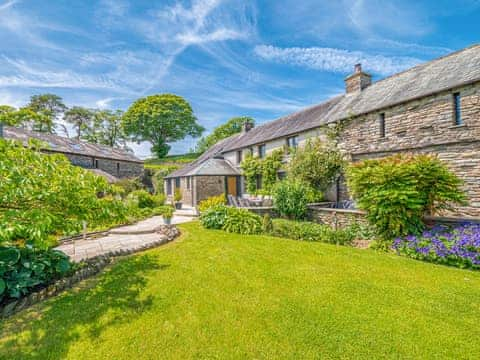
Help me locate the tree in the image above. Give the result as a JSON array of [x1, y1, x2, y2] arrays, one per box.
[[0, 107, 50, 128], [25, 94, 67, 133], [288, 138, 345, 193], [64, 106, 95, 139], [196, 116, 254, 153], [122, 94, 204, 158], [0, 139, 128, 246], [82, 109, 128, 149]]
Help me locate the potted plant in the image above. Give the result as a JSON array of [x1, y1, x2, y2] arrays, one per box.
[[161, 205, 174, 225], [174, 188, 183, 210]]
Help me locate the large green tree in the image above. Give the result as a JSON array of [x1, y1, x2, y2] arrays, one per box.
[[196, 116, 254, 153], [25, 94, 67, 133], [84, 110, 128, 149], [64, 106, 95, 139], [122, 94, 204, 158], [0, 106, 51, 129]]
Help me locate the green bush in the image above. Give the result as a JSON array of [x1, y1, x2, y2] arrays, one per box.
[[198, 195, 226, 213], [272, 180, 311, 220], [0, 139, 130, 246], [0, 246, 72, 302], [200, 205, 230, 230], [115, 177, 144, 197], [288, 138, 345, 193], [174, 188, 182, 202], [127, 190, 165, 209], [200, 206, 263, 235], [151, 205, 174, 219], [223, 208, 263, 235], [347, 154, 466, 242], [271, 219, 356, 245]]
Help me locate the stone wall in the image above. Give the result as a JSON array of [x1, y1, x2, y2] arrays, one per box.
[[62, 153, 143, 179], [307, 206, 369, 230], [195, 176, 225, 205], [338, 82, 480, 216]]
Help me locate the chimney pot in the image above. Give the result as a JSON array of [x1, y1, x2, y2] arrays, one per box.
[[345, 64, 372, 93], [242, 120, 254, 133]]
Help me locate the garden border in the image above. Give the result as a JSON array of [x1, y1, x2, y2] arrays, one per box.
[[1, 225, 180, 319]]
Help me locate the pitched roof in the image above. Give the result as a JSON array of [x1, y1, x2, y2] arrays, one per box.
[[221, 44, 480, 152], [3, 126, 142, 163], [164, 134, 241, 178]]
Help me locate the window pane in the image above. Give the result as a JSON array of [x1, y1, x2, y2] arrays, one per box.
[[454, 93, 462, 125]]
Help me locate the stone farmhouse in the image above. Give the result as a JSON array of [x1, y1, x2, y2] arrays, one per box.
[[1, 125, 144, 180], [165, 44, 480, 216]]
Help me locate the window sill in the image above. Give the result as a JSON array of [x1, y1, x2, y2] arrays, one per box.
[[448, 124, 467, 129]]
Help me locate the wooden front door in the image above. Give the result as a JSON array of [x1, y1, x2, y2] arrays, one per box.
[[226, 176, 237, 196]]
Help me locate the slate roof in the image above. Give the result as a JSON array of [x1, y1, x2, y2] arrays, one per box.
[[222, 44, 480, 151], [3, 126, 142, 163], [167, 44, 480, 179], [165, 135, 241, 178]]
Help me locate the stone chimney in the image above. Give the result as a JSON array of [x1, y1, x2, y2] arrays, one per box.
[[345, 63, 372, 93], [242, 120, 254, 133]]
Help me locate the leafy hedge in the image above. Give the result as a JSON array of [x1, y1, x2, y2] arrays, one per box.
[[347, 154, 466, 242], [270, 219, 357, 245], [0, 246, 72, 302]]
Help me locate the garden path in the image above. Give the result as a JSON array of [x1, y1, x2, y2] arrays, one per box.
[[55, 214, 196, 262]]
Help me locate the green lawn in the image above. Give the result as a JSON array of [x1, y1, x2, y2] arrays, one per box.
[[1, 222, 480, 359]]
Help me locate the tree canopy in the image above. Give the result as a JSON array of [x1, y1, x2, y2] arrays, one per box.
[[196, 116, 254, 153], [25, 94, 67, 133], [122, 94, 204, 158], [63, 106, 95, 139]]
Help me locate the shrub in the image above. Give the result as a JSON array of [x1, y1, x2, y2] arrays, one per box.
[[200, 206, 263, 235], [152, 205, 174, 219], [200, 205, 230, 230], [347, 154, 466, 242], [198, 195, 226, 213], [0, 139, 129, 246], [271, 219, 356, 245], [0, 246, 72, 302], [272, 180, 311, 220], [174, 188, 182, 202], [115, 177, 144, 197], [392, 223, 480, 269], [127, 190, 164, 209], [240, 154, 262, 194], [222, 208, 263, 235], [288, 138, 345, 193]]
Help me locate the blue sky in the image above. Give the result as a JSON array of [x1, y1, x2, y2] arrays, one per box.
[[0, 0, 479, 157]]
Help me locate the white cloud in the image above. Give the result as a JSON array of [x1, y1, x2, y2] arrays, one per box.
[[254, 45, 421, 76]]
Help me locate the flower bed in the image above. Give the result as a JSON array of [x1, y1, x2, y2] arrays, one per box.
[[392, 224, 480, 269]]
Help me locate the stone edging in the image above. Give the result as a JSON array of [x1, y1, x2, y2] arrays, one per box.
[[1, 225, 180, 319]]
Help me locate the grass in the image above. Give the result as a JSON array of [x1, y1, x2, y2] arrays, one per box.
[[1, 222, 480, 359]]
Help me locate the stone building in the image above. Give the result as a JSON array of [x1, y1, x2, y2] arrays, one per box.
[[165, 44, 480, 216], [2, 126, 143, 180]]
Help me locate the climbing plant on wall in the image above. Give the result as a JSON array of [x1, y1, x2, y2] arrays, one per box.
[[240, 153, 261, 194], [261, 149, 283, 193], [240, 150, 284, 194]]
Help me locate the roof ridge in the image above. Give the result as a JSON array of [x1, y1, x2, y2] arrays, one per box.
[[368, 43, 480, 87]]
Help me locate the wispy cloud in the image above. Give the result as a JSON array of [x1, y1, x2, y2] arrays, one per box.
[[254, 45, 421, 76]]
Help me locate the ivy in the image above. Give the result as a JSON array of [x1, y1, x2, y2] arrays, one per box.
[[240, 149, 284, 195], [240, 153, 261, 194]]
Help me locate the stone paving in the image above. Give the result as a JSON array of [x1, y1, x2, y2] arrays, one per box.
[[56, 214, 196, 262]]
